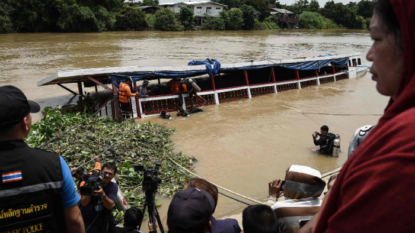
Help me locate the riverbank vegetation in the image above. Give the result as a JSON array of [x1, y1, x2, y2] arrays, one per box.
[[26, 106, 193, 209], [0, 0, 373, 33]]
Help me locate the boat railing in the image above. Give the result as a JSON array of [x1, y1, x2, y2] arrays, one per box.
[[108, 70, 352, 119]]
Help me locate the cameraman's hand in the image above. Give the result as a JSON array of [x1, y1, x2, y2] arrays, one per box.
[[269, 179, 283, 198], [149, 221, 158, 231], [71, 167, 77, 176], [93, 186, 104, 197]]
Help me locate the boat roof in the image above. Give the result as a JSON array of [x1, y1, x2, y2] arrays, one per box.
[[38, 53, 360, 86]]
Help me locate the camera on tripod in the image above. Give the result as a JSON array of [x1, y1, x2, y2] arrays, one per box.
[[134, 161, 162, 193], [133, 161, 165, 233], [80, 172, 104, 196]]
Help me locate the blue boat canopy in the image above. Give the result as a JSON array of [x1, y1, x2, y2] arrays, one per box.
[[108, 56, 348, 88]]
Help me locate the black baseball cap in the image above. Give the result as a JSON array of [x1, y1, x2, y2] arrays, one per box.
[[0, 85, 40, 129], [167, 187, 215, 233]]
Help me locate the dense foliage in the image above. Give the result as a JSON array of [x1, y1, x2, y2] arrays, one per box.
[[299, 12, 341, 29], [240, 0, 270, 21], [179, 7, 195, 31], [2, 0, 123, 32], [309, 0, 320, 12], [255, 16, 279, 30], [320, 0, 367, 29], [0, 0, 374, 32], [220, 8, 244, 30], [0, 2, 14, 33], [240, 5, 260, 30], [114, 6, 147, 31], [201, 16, 225, 30], [26, 106, 193, 211], [154, 8, 183, 31]]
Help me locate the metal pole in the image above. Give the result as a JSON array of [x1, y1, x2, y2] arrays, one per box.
[[112, 82, 121, 120], [78, 82, 83, 102], [134, 82, 141, 119], [244, 70, 252, 98]]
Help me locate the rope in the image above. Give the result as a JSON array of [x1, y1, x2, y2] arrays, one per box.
[[321, 169, 342, 179], [169, 158, 263, 205], [168, 160, 251, 206], [38, 96, 118, 149]]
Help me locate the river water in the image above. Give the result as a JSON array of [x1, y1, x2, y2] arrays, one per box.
[[0, 30, 388, 224]]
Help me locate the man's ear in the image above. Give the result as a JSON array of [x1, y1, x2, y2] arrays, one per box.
[[205, 221, 212, 233]]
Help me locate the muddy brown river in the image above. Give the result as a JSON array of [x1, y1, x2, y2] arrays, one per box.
[[0, 30, 388, 226]]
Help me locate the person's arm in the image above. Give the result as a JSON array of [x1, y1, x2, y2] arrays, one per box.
[[64, 204, 85, 233], [81, 195, 91, 207], [93, 185, 117, 210], [59, 157, 85, 232], [126, 85, 136, 98], [313, 134, 322, 146]]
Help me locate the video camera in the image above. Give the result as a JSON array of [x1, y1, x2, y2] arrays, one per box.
[[314, 131, 321, 136], [134, 162, 165, 233], [134, 162, 162, 193], [80, 172, 104, 196]]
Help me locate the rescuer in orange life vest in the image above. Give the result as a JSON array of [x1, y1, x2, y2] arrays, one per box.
[[118, 77, 136, 112]]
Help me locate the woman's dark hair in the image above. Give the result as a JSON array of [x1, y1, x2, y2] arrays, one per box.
[[187, 178, 218, 213], [374, 0, 403, 51], [242, 205, 278, 233], [124, 207, 144, 228]]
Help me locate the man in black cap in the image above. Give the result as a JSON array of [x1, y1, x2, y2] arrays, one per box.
[[0, 86, 85, 233], [167, 187, 215, 233]]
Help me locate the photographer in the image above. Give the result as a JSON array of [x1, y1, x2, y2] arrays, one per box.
[[72, 156, 102, 197], [267, 165, 325, 233], [81, 163, 119, 233], [312, 125, 331, 154]]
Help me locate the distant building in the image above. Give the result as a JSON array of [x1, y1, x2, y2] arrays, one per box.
[[159, 1, 227, 25], [137, 6, 160, 14], [270, 8, 299, 29]]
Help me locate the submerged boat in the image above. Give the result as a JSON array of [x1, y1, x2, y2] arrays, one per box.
[[38, 53, 368, 119]]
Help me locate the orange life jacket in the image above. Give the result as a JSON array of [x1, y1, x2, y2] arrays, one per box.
[[170, 81, 190, 94], [119, 82, 130, 103]]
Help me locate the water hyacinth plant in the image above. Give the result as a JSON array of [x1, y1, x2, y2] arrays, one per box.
[[26, 106, 193, 217]]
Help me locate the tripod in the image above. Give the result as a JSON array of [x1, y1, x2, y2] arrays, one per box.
[[140, 190, 165, 233]]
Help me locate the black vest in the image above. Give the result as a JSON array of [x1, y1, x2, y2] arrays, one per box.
[[0, 140, 66, 232]]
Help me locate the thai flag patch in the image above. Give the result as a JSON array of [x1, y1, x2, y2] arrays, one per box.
[[2, 171, 22, 183]]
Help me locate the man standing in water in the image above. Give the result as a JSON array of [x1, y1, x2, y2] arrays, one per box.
[[312, 125, 331, 154]]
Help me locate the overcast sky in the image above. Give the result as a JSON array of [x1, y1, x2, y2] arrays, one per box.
[[157, 0, 357, 5]]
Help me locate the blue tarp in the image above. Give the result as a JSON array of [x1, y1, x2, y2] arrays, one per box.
[[108, 57, 349, 87], [188, 59, 221, 77]]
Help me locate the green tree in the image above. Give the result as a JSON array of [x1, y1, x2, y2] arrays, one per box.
[[299, 11, 340, 29], [320, 0, 366, 29], [216, 0, 241, 9], [201, 16, 225, 30], [220, 8, 244, 30], [240, 4, 259, 30], [0, 2, 14, 33], [114, 6, 147, 30], [154, 8, 183, 31], [142, 0, 159, 6], [240, 0, 270, 21], [357, 0, 374, 18], [179, 7, 195, 30], [293, 0, 309, 14], [309, 0, 319, 12], [56, 4, 99, 32], [255, 16, 279, 29]]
